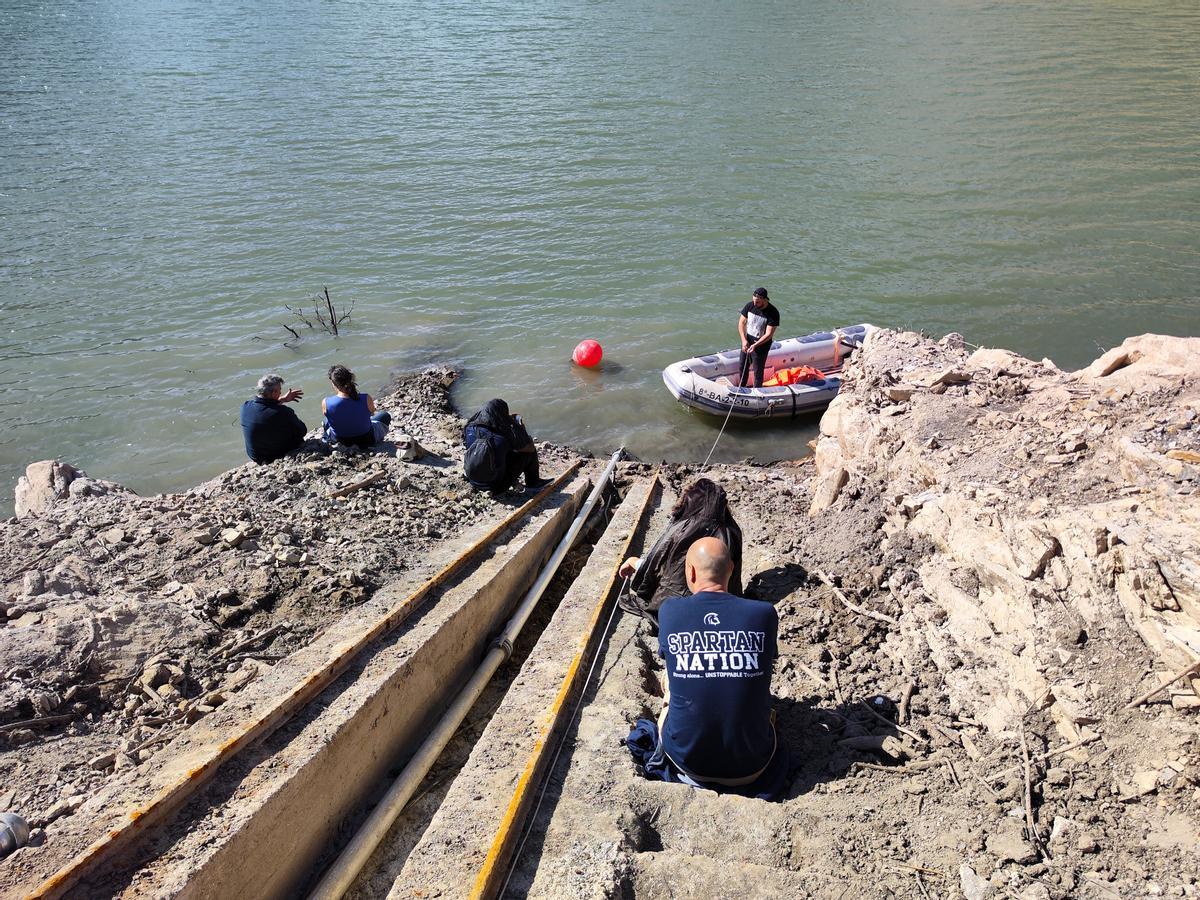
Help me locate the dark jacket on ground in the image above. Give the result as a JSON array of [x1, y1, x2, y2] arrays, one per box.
[[240, 397, 306, 464], [630, 517, 743, 620]]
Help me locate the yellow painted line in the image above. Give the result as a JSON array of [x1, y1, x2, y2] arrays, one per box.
[[469, 473, 660, 900], [25, 461, 585, 900]]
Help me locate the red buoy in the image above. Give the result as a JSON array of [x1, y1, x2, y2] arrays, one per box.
[[572, 339, 603, 368]]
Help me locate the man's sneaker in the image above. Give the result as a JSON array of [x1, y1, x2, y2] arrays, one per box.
[[525, 477, 552, 491]]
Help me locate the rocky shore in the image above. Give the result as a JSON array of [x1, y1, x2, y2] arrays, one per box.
[[2, 329, 1198, 899], [0, 368, 575, 845]]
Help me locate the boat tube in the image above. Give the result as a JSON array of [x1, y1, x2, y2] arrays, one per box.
[[662, 323, 877, 419]]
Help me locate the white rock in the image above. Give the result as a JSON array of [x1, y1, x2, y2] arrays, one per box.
[[959, 863, 993, 900]]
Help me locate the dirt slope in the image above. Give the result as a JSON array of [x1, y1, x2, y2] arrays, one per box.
[[515, 330, 1199, 900]]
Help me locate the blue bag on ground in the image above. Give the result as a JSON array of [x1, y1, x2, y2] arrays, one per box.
[[624, 717, 790, 802]]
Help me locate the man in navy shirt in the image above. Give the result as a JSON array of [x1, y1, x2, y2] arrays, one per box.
[[658, 536, 778, 785], [737, 287, 780, 388], [240, 373, 307, 464]]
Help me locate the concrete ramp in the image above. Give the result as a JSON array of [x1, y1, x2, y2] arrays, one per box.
[[31, 470, 593, 900], [385, 474, 662, 899]]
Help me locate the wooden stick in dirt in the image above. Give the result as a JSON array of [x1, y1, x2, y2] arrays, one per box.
[[986, 733, 1101, 783], [1019, 726, 1046, 859], [858, 699, 926, 746], [1124, 657, 1200, 709], [829, 660, 846, 705], [794, 661, 833, 696], [898, 681, 916, 725], [885, 861, 945, 879], [852, 753, 946, 775], [221, 623, 288, 660], [327, 470, 388, 499], [814, 569, 899, 626], [972, 770, 1000, 799], [0, 714, 75, 733]]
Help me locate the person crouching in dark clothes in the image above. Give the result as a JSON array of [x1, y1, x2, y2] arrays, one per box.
[[240, 373, 306, 464], [617, 478, 743, 629], [462, 399, 550, 494], [624, 536, 788, 801]]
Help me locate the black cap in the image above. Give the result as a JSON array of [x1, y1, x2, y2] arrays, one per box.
[[753, 287, 769, 299]]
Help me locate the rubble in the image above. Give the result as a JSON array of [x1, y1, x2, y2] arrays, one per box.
[[0, 367, 576, 840], [3, 332, 1199, 900]]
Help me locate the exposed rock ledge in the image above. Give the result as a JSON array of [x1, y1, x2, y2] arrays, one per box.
[[811, 330, 1199, 740]]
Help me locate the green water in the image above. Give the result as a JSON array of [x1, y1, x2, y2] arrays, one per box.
[[2, 0, 1198, 512]]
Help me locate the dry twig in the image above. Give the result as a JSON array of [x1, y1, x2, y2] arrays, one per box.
[[0, 713, 75, 733], [987, 733, 1100, 783], [1124, 657, 1200, 709], [1020, 726, 1047, 859], [794, 661, 833, 697], [885, 861, 945, 879], [898, 681, 916, 725], [858, 699, 926, 746], [282, 286, 354, 343], [327, 471, 388, 499], [220, 623, 289, 660], [972, 770, 1001, 799], [852, 753, 946, 775], [829, 661, 846, 705], [814, 569, 899, 626]]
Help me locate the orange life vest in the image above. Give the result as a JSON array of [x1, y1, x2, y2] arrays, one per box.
[[763, 365, 825, 387]]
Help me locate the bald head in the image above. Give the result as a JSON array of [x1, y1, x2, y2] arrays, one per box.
[[685, 536, 734, 593]]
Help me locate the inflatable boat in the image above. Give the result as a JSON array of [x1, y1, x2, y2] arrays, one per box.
[[662, 323, 877, 419]]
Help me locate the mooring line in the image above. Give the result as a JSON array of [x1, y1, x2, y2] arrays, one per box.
[[700, 396, 738, 469]]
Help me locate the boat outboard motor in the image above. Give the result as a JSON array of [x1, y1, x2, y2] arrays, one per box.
[[0, 812, 30, 859]]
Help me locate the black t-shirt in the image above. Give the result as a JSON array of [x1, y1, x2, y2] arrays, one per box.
[[740, 301, 780, 341]]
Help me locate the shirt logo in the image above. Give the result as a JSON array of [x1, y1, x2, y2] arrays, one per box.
[[747, 311, 770, 339], [703, 612, 721, 626]]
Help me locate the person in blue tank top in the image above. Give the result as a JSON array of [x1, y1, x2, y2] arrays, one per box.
[[321, 365, 391, 449], [657, 536, 781, 787]]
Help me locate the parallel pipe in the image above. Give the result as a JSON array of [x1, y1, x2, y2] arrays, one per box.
[[308, 449, 624, 900]]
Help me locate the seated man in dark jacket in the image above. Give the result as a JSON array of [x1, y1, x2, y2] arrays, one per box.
[[240, 373, 306, 464]]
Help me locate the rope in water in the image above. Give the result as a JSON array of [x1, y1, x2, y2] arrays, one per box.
[[699, 347, 756, 468]]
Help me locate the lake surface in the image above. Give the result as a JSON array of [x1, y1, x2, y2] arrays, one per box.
[[3, 0, 1198, 512]]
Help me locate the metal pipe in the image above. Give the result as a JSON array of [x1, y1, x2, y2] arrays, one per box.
[[308, 450, 623, 900]]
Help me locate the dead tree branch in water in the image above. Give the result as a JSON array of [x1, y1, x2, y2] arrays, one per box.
[[282, 286, 354, 345]]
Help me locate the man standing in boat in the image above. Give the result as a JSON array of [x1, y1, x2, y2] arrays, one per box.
[[737, 287, 780, 388]]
